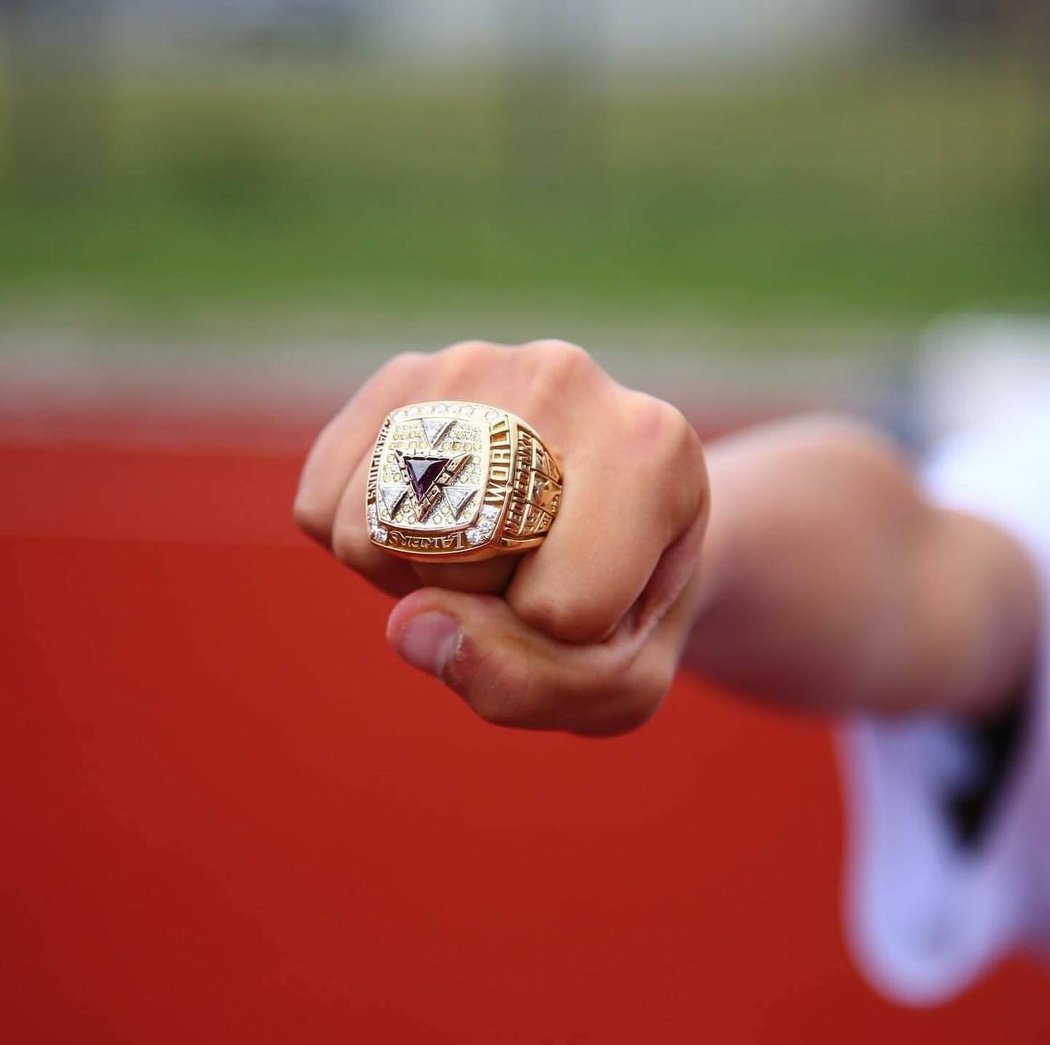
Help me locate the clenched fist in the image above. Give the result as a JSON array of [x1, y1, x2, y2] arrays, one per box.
[[296, 335, 1040, 730], [294, 340, 709, 736]]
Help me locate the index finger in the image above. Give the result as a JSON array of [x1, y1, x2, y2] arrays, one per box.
[[293, 351, 430, 547]]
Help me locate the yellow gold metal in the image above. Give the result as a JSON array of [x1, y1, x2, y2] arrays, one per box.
[[365, 401, 562, 561]]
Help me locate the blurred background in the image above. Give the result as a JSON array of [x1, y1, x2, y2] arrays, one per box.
[[2, 0, 1049, 420], [3, 3, 1050, 1043]]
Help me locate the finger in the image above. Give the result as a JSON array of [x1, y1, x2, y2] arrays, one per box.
[[293, 351, 430, 547], [507, 394, 706, 645], [386, 586, 682, 736], [412, 558, 518, 595], [321, 338, 539, 597], [295, 340, 518, 550]]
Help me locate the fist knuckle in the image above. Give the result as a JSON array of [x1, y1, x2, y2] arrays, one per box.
[[515, 342, 602, 420], [521, 339, 595, 382], [435, 341, 509, 386], [444, 338, 493, 354], [626, 393, 688, 449], [441, 340, 501, 365], [624, 396, 704, 519], [382, 350, 427, 382], [292, 493, 329, 540], [517, 591, 607, 645], [669, 406, 703, 464], [330, 519, 367, 567]]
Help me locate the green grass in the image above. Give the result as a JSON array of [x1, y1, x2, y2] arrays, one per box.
[[1, 50, 1048, 328]]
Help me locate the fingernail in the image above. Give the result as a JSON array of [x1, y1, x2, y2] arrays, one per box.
[[393, 611, 461, 679]]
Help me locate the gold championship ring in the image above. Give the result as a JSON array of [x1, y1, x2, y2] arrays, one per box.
[[366, 401, 562, 561]]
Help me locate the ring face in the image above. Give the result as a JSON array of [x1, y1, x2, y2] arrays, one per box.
[[366, 401, 561, 560]]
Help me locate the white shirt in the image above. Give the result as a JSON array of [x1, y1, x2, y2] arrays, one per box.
[[838, 394, 1050, 1005]]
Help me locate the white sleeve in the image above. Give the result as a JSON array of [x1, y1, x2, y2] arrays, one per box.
[[837, 398, 1050, 1006]]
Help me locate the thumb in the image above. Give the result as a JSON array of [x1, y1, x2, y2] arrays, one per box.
[[386, 587, 679, 736]]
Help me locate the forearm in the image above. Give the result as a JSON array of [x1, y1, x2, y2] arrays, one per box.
[[681, 415, 1040, 717]]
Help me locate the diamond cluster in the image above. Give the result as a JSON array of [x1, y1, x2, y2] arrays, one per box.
[[466, 505, 501, 546], [367, 503, 388, 543], [377, 406, 484, 532]]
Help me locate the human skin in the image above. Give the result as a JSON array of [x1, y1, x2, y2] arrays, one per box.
[[294, 339, 1041, 735]]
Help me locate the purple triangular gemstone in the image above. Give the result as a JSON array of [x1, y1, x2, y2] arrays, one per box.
[[404, 456, 447, 503]]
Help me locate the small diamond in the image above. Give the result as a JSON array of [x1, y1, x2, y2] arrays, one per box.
[[394, 410, 407, 421], [479, 520, 494, 535], [371, 526, 388, 542], [466, 527, 484, 545], [480, 506, 500, 521], [485, 410, 499, 422]]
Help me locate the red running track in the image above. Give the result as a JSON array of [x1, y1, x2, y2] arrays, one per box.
[[2, 421, 1048, 1044]]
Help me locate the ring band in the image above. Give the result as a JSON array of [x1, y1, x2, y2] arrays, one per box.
[[366, 401, 562, 561]]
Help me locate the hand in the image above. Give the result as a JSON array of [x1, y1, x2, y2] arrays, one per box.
[[294, 339, 709, 736]]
